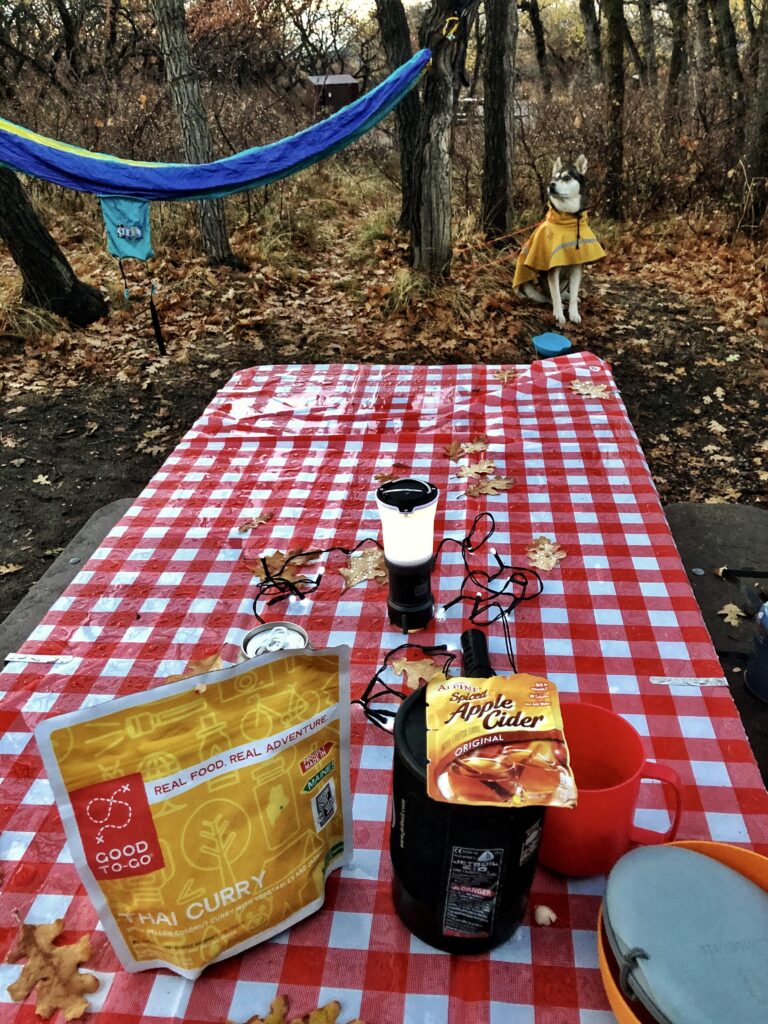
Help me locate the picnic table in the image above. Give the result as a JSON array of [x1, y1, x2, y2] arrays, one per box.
[[1, 352, 767, 1024]]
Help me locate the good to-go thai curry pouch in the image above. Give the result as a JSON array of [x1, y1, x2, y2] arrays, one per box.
[[426, 673, 577, 808], [35, 648, 351, 978]]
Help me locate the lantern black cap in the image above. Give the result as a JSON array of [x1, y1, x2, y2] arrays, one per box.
[[376, 478, 438, 513]]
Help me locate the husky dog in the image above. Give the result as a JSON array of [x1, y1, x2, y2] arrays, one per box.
[[513, 155, 605, 325]]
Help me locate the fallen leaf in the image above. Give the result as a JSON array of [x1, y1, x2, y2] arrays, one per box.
[[0, 435, 18, 448], [164, 650, 225, 682], [391, 656, 447, 690], [10, 458, 26, 467], [5, 915, 99, 1020], [230, 994, 365, 1024], [238, 512, 273, 533], [374, 461, 409, 483], [570, 380, 610, 399], [0, 563, 23, 575], [526, 536, 567, 571], [337, 548, 387, 589], [718, 603, 746, 626], [708, 420, 727, 435], [456, 458, 496, 478], [461, 435, 488, 455], [248, 550, 317, 584], [32, 474, 52, 486], [494, 369, 517, 383], [466, 476, 513, 496], [443, 441, 464, 461]]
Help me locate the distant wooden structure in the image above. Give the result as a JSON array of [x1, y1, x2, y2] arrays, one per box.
[[306, 73, 361, 115]]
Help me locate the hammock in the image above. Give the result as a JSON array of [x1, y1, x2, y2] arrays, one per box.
[[0, 49, 430, 201]]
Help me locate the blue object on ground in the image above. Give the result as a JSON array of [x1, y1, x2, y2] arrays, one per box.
[[745, 601, 768, 703], [532, 332, 573, 357]]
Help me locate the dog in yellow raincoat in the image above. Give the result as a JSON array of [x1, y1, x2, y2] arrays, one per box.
[[514, 155, 605, 325]]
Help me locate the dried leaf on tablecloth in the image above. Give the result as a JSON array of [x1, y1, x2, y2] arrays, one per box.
[[456, 459, 496, 479], [5, 916, 99, 1020], [718, 603, 746, 626], [0, 563, 23, 575], [164, 650, 225, 684], [494, 369, 517, 383], [443, 441, 464, 461], [238, 512, 273, 533], [391, 657, 447, 690], [374, 461, 409, 483], [570, 380, 610, 399], [526, 536, 567, 571], [234, 995, 365, 1024], [466, 477, 513, 497], [461, 435, 488, 455], [337, 548, 387, 589], [248, 549, 317, 584]]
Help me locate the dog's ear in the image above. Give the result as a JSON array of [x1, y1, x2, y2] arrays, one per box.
[[552, 157, 563, 178], [574, 154, 588, 175]]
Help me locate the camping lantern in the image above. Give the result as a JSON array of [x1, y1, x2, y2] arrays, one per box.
[[376, 479, 438, 632]]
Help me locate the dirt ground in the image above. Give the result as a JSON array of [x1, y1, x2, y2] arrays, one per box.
[[1, 206, 766, 624]]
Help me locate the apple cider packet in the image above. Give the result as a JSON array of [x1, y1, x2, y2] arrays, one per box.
[[35, 648, 351, 978], [425, 673, 577, 808]]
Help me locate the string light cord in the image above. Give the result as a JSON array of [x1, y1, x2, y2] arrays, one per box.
[[352, 642, 457, 733], [432, 512, 544, 670], [251, 537, 383, 623]]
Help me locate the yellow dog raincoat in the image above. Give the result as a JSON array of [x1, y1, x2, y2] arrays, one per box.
[[513, 208, 605, 289]]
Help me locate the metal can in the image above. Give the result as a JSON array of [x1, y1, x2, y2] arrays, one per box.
[[238, 622, 310, 663]]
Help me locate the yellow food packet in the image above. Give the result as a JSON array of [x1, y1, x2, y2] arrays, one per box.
[[425, 673, 577, 808], [36, 648, 351, 978]]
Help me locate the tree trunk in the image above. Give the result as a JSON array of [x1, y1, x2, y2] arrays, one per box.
[[150, 0, 240, 267], [709, 0, 745, 118], [0, 168, 108, 327], [746, 6, 768, 227], [693, 0, 715, 128], [579, 0, 603, 80], [666, 0, 689, 119], [482, 0, 518, 237], [744, 0, 757, 38], [374, 0, 421, 231], [410, 1, 473, 276], [623, 16, 648, 82], [522, 0, 552, 97], [637, 0, 658, 85], [604, 0, 624, 220]]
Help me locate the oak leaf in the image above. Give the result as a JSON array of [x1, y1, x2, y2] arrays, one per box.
[[374, 461, 409, 483], [466, 477, 513, 497], [456, 459, 496, 479], [0, 563, 23, 575], [32, 474, 52, 486], [391, 657, 447, 690], [238, 512, 273, 533], [494, 369, 517, 383], [570, 380, 610, 399], [526, 536, 567, 572], [6, 916, 99, 1020], [443, 441, 464, 461], [338, 548, 387, 589], [461, 435, 488, 455], [248, 550, 317, 584], [232, 994, 365, 1024], [718, 603, 746, 627]]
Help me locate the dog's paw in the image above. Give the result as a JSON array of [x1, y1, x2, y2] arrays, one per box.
[[569, 311, 582, 324], [554, 313, 567, 326]]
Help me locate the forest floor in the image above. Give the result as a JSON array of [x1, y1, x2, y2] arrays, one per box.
[[0, 172, 767, 622]]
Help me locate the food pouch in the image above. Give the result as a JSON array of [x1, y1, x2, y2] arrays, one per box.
[[35, 648, 351, 978], [425, 673, 577, 808]]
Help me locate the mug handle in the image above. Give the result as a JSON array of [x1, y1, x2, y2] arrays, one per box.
[[629, 761, 683, 845]]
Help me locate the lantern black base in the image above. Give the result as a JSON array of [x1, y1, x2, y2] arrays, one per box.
[[385, 557, 434, 633]]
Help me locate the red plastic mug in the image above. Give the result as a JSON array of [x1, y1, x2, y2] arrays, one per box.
[[538, 701, 683, 877]]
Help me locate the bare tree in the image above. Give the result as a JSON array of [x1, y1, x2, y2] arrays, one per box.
[[0, 167, 108, 327], [521, 0, 551, 97], [666, 0, 689, 119], [579, 0, 603, 80], [482, 0, 518, 236], [375, 0, 421, 230], [709, 0, 745, 118], [746, 2, 768, 226], [150, 0, 242, 267], [637, 0, 658, 85], [604, 0, 625, 219]]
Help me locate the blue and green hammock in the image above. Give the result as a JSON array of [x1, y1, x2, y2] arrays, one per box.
[[0, 48, 430, 351]]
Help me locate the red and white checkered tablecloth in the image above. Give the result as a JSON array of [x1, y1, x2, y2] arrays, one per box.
[[2, 352, 767, 1024]]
